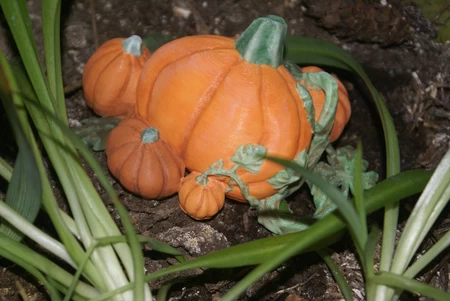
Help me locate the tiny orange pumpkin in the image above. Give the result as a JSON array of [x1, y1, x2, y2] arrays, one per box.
[[83, 35, 151, 118], [179, 172, 226, 220], [105, 117, 185, 199]]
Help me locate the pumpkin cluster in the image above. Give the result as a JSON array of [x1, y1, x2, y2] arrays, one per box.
[[83, 16, 351, 221]]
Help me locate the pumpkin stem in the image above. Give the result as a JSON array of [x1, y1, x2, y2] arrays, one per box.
[[195, 174, 209, 186], [234, 15, 286, 68], [141, 127, 159, 144], [122, 35, 144, 57]]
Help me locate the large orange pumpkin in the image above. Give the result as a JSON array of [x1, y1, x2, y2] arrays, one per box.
[[135, 16, 315, 202], [83, 35, 151, 117], [106, 117, 185, 199], [101, 15, 352, 221]]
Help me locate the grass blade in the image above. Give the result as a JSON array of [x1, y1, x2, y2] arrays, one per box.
[[391, 149, 450, 274], [317, 248, 354, 301], [284, 35, 400, 176], [0, 0, 57, 115], [284, 34, 401, 299], [0, 156, 13, 180], [353, 142, 367, 235], [42, 0, 65, 121], [373, 272, 450, 301], [266, 156, 367, 251], [0, 233, 99, 299], [0, 53, 41, 241], [90, 170, 431, 301], [0, 247, 63, 301], [221, 155, 371, 301], [404, 228, 450, 279]]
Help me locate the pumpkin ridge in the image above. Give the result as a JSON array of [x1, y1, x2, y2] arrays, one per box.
[[247, 67, 301, 172], [181, 178, 195, 208], [135, 144, 157, 198], [277, 67, 304, 155], [180, 58, 243, 158], [111, 143, 138, 182], [84, 48, 124, 80], [127, 144, 145, 194], [83, 50, 123, 100], [92, 52, 123, 113], [153, 46, 236, 79], [256, 65, 266, 146], [152, 143, 170, 199], [143, 47, 237, 115], [116, 54, 135, 100], [194, 184, 207, 216], [84, 48, 124, 72], [107, 139, 139, 154]]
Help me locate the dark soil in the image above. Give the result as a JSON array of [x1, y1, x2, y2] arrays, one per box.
[[0, 0, 449, 300]]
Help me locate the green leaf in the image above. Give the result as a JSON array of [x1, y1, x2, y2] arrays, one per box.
[[0, 53, 41, 241], [231, 144, 267, 173], [73, 117, 120, 151], [142, 32, 173, 52]]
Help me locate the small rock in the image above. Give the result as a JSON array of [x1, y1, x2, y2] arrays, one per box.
[[156, 224, 229, 256]]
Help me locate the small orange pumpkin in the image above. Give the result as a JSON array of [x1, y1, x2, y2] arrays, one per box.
[[179, 172, 226, 220], [105, 117, 185, 199], [301, 66, 351, 142], [135, 16, 314, 202], [83, 35, 151, 117]]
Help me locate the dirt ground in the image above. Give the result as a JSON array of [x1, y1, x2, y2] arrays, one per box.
[[0, 0, 449, 300]]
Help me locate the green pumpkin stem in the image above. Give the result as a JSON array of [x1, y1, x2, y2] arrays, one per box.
[[141, 127, 159, 144], [235, 15, 287, 68], [122, 35, 143, 57]]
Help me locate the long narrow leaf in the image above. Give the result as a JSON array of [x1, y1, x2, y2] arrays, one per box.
[[0, 156, 13, 180], [0, 247, 62, 301], [42, 0, 66, 121], [391, 149, 450, 274], [266, 156, 367, 251], [404, 228, 450, 279], [285, 35, 400, 176], [317, 248, 354, 301], [353, 142, 367, 235], [373, 272, 450, 301], [0, 233, 99, 299], [0, 53, 41, 241], [91, 170, 431, 301], [0, 0, 57, 114], [16, 84, 150, 299], [220, 155, 373, 301], [284, 35, 401, 298]]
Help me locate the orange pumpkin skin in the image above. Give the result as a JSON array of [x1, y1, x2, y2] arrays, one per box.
[[301, 66, 351, 142], [135, 36, 313, 202], [83, 36, 151, 118], [179, 172, 226, 220], [105, 117, 185, 199]]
